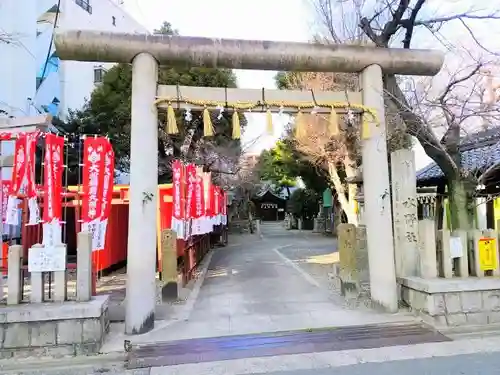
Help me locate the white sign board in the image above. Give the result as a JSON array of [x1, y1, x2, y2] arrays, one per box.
[[261, 203, 278, 209], [450, 236, 463, 258], [28, 245, 66, 272]]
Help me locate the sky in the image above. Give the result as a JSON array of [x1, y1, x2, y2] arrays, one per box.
[[121, 0, 499, 171], [123, 0, 310, 154]]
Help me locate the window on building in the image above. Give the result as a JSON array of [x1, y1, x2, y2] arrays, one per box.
[[75, 0, 92, 14], [112, 16, 116, 26], [94, 66, 105, 84]]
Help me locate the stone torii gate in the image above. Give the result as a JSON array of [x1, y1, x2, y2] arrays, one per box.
[[54, 30, 444, 335]]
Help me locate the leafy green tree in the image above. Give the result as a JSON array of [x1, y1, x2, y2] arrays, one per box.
[[57, 21, 245, 183], [256, 140, 329, 196], [257, 142, 297, 196], [288, 188, 319, 219], [154, 21, 178, 35]]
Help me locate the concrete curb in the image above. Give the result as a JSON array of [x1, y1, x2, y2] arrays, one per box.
[[135, 248, 215, 336], [179, 249, 214, 322], [0, 352, 125, 374], [147, 336, 500, 375]]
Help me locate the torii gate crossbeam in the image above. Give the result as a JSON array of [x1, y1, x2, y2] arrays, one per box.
[[54, 30, 444, 335], [55, 31, 443, 76]]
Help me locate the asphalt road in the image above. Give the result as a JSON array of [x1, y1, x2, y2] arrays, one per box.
[[260, 222, 338, 289], [251, 352, 500, 375]]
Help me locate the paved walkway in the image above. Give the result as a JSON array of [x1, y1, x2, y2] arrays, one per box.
[[6, 225, 500, 374], [101, 224, 412, 351]]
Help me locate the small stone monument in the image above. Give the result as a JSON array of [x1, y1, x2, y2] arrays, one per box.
[[161, 229, 179, 300], [313, 200, 325, 233], [332, 223, 370, 301]]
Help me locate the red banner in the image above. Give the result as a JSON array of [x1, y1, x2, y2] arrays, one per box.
[[1, 181, 10, 223], [25, 133, 40, 225], [10, 135, 27, 196], [25, 133, 38, 199], [82, 137, 106, 224], [171, 160, 186, 238], [82, 137, 108, 251], [41, 134, 64, 246], [43, 134, 64, 223], [213, 186, 220, 216], [100, 140, 115, 222], [194, 169, 205, 219], [96, 139, 114, 251], [203, 172, 212, 218], [6, 135, 29, 225], [172, 160, 184, 220], [185, 164, 197, 219], [5, 132, 40, 226]]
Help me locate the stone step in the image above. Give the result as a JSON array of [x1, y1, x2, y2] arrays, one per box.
[[125, 322, 450, 369]]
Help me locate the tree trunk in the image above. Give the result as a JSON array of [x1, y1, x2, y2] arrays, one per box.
[[327, 161, 358, 225], [448, 177, 472, 230], [343, 157, 358, 225]]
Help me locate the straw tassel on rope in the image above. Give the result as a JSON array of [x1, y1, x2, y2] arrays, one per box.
[[203, 106, 214, 137], [328, 106, 339, 136], [166, 103, 179, 134], [232, 110, 241, 139], [266, 108, 273, 135]]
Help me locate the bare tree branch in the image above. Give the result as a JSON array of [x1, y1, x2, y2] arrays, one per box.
[[309, 0, 500, 228], [402, 0, 426, 48], [410, 12, 500, 27], [0, 32, 15, 44]]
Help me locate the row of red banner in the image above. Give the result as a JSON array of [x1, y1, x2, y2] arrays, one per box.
[[81, 137, 115, 251], [0, 133, 114, 251], [171, 160, 227, 240]]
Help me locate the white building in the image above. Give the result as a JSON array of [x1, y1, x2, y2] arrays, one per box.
[[0, 0, 146, 189], [36, 0, 149, 118], [0, 0, 148, 120]]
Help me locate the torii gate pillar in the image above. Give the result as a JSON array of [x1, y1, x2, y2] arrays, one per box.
[[125, 53, 159, 334], [361, 65, 398, 312]]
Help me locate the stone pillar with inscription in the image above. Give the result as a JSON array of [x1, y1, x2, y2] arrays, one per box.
[[76, 232, 92, 302], [53, 244, 67, 302], [161, 229, 179, 300], [391, 149, 419, 278], [334, 223, 370, 300], [29, 244, 45, 303], [7, 245, 22, 305]]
